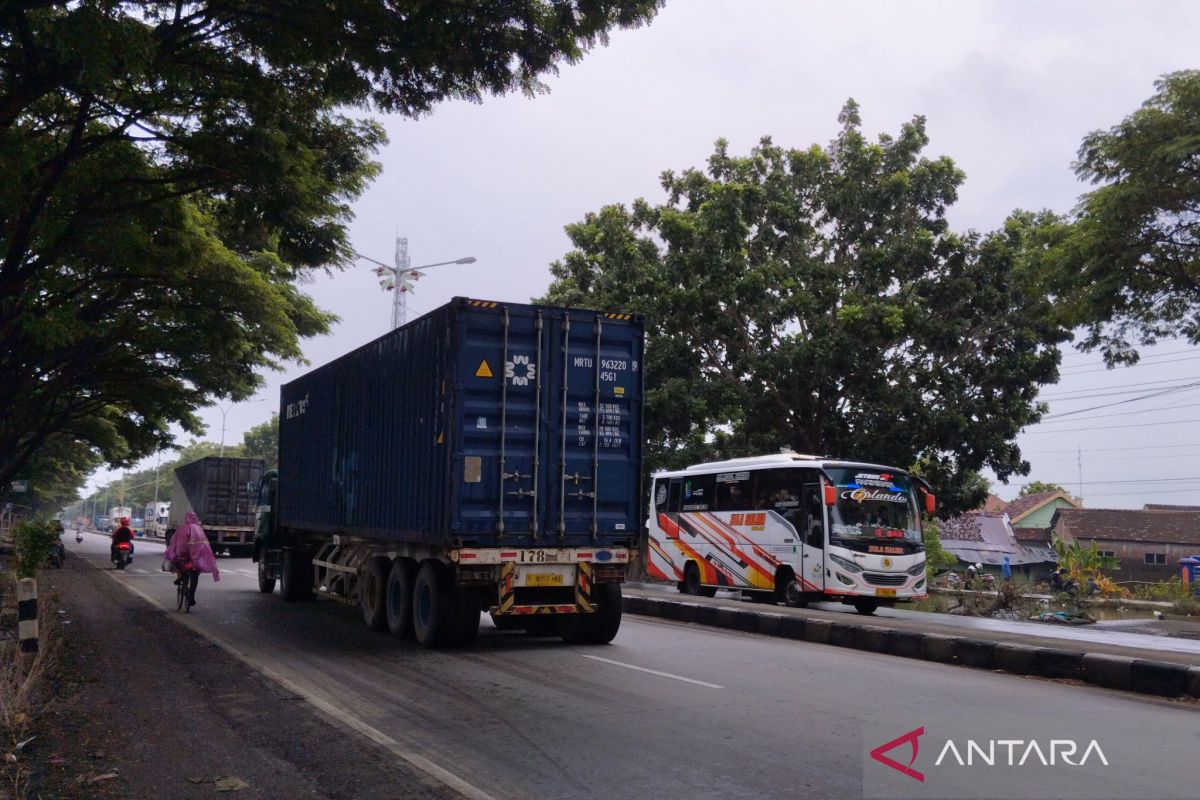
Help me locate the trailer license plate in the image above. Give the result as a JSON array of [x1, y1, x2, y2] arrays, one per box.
[[527, 573, 564, 587], [875, 588, 897, 597]]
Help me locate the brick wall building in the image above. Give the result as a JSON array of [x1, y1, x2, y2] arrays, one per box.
[[1051, 508, 1200, 582]]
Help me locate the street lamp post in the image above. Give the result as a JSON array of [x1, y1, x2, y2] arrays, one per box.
[[355, 239, 476, 330], [218, 399, 266, 457]]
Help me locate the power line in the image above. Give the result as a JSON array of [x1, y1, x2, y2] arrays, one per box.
[[1030, 476, 1200, 485], [1024, 416, 1200, 436], [1022, 442, 1200, 455], [1040, 382, 1200, 421], [1028, 452, 1200, 463], [1036, 397, 1200, 426], [1058, 353, 1200, 375], [1038, 376, 1200, 401]]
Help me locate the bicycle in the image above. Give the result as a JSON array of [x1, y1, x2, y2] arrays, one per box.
[[166, 560, 200, 612]]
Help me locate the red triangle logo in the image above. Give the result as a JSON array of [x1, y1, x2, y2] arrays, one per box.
[[870, 726, 925, 782]]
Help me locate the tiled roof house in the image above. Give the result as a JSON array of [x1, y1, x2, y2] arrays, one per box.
[[1052, 508, 1200, 581]]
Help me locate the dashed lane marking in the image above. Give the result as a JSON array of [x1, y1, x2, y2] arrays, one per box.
[[86, 559, 499, 800], [581, 654, 724, 689]]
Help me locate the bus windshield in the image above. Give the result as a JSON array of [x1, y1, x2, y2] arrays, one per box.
[[826, 467, 921, 544]]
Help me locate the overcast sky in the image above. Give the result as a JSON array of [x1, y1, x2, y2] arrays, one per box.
[[89, 0, 1200, 510]]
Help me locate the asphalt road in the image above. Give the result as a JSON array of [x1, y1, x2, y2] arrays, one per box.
[[67, 532, 1199, 800]]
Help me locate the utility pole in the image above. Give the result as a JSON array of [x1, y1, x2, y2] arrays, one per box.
[[1077, 445, 1083, 505]]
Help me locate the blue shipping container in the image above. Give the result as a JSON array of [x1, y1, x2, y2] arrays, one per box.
[[278, 297, 644, 549]]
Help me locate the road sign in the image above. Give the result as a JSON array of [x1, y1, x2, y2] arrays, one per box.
[[10, 480, 28, 493]]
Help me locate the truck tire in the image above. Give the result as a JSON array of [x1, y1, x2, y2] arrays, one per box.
[[359, 557, 389, 632], [257, 558, 276, 594], [280, 547, 312, 602], [449, 587, 481, 647], [385, 558, 417, 639], [412, 561, 454, 648], [559, 583, 623, 644]]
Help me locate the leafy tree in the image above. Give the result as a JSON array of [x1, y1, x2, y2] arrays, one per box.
[[0, 0, 663, 491], [240, 415, 279, 471], [1018, 481, 1068, 497], [541, 102, 1067, 514], [920, 516, 959, 576], [1, 432, 101, 512], [1053, 71, 1200, 364]]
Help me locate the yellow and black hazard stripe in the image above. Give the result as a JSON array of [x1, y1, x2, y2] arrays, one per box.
[[498, 562, 516, 614], [466, 299, 499, 308], [575, 561, 596, 613], [603, 312, 633, 320]]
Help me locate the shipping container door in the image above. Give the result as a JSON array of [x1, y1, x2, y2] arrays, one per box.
[[542, 310, 642, 546], [456, 304, 545, 542], [454, 303, 642, 547]]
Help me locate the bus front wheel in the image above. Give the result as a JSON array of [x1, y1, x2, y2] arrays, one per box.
[[853, 598, 879, 615]]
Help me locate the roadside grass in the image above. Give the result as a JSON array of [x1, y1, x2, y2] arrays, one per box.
[[0, 571, 59, 800]]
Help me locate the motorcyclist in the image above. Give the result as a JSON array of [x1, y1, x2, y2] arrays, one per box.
[[111, 516, 135, 562]]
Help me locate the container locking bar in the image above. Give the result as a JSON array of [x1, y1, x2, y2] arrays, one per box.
[[497, 307, 509, 540]]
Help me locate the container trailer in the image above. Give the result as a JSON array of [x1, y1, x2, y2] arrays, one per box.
[[168, 457, 264, 556], [253, 297, 644, 647]]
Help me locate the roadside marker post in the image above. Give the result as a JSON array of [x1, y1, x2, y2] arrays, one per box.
[[17, 577, 38, 653]]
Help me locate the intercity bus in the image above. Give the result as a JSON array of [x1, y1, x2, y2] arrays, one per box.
[[646, 452, 935, 615]]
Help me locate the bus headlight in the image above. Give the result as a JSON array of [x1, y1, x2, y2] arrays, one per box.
[[829, 553, 863, 573], [906, 560, 927, 576]]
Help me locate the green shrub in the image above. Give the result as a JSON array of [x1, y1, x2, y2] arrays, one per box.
[[1131, 576, 1191, 602], [12, 519, 60, 579], [1173, 596, 1200, 616]]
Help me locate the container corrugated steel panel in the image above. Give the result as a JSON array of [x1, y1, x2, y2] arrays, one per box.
[[172, 457, 265, 528], [278, 297, 644, 549]]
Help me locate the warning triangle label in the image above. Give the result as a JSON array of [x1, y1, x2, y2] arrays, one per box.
[[475, 360, 494, 378]]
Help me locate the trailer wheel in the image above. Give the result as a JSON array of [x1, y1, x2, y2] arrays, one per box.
[[385, 558, 417, 639], [280, 547, 312, 602], [449, 587, 481, 647], [412, 561, 453, 648], [360, 557, 389, 632], [257, 558, 276, 594], [559, 583, 623, 644]]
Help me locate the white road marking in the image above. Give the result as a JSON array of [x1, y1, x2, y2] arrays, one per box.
[[581, 655, 723, 689], [85, 560, 499, 800]]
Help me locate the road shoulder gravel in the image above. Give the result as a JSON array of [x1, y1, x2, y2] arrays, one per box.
[[26, 555, 457, 800]]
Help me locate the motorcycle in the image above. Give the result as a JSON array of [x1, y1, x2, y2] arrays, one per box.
[[75, 528, 83, 544], [112, 540, 134, 570]]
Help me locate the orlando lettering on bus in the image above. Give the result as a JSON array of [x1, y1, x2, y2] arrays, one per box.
[[646, 451, 936, 615]]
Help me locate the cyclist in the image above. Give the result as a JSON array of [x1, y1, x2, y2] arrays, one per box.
[[164, 512, 220, 607], [111, 517, 135, 562]]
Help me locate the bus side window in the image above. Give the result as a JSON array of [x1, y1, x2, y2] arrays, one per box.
[[801, 476, 824, 549], [667, 479, 683, 513]]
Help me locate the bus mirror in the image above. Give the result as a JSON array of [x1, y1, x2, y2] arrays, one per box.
[[823, 484, 837, 506], [924, 492, 936, 514]]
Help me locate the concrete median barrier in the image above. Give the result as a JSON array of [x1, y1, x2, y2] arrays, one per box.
[[921, 633, 960, 663], [777, 615, 807, 640], [620, 592, 1199, 699], [1130, 659, 1191, 697], [802, 619, 831, 644], [993, 643, 1040, 675], [954, 638, 997, 670], [1034, 648, 1083, 680], [1081, 653, 1134, 691], [885, 630, 925, 660]]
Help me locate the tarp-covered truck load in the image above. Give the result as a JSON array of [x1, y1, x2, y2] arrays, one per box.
[[255, 297, 644, 648]]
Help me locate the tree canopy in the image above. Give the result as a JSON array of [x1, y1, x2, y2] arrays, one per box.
[[1051, 71, 1200, 363], [0, 0, 663, 490], [540, 102, 1068, 514], [1018, 481, 1068, 497], [240, 414, 279, 471]]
